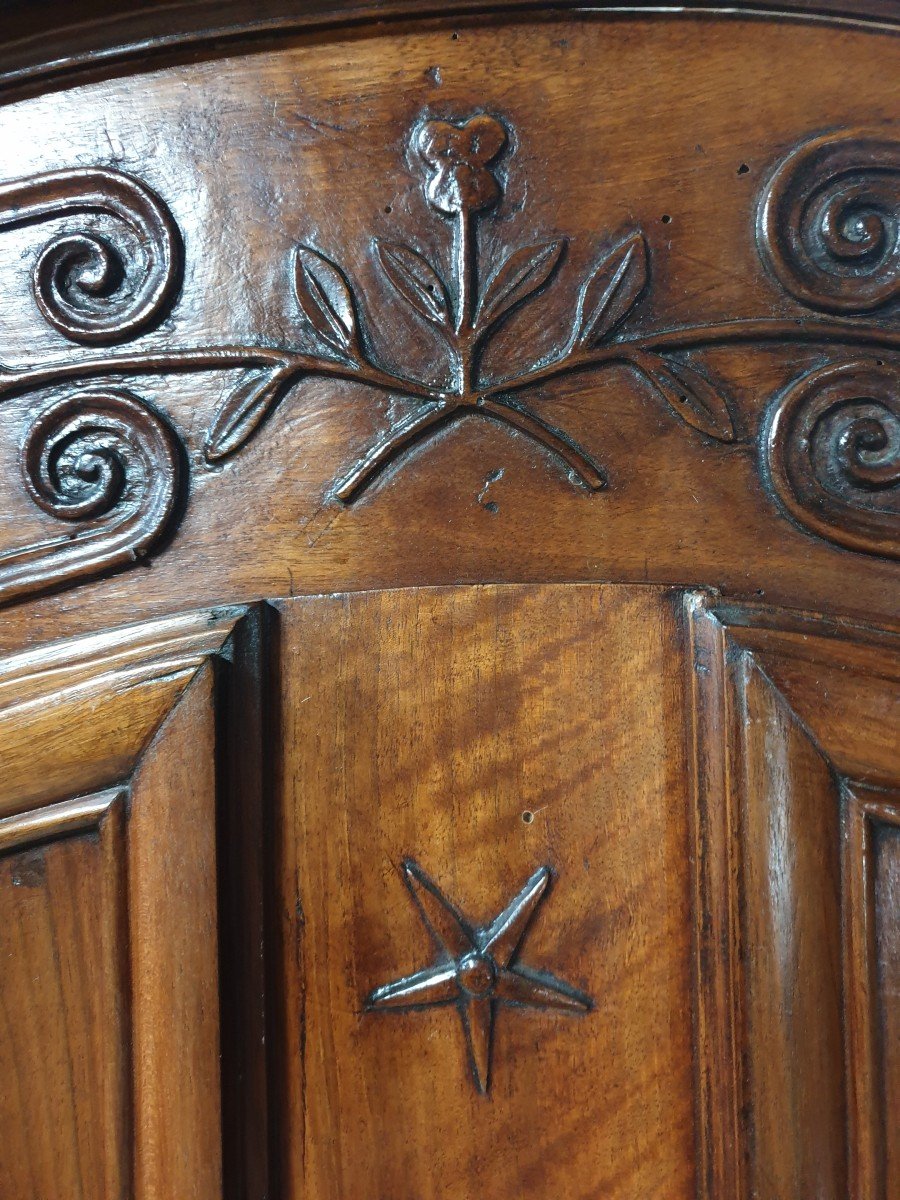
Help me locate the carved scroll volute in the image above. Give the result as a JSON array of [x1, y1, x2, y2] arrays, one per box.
[[758, 131, 900, 313], [764, 360, 900, 559], [0, 167, 185, 606], [0, 390, 183, 605], [0, 168, 181, 343]]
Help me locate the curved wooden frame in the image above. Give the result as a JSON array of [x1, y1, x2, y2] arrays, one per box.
[[0, 0, 898, 99]]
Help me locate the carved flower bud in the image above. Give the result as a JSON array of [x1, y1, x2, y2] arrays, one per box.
[[417, 114, 507, 215]]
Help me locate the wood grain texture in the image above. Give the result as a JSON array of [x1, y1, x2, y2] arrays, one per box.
[[871, 800, 900, 1200], [0, 15, 895, 652], [0, 606, 244, 816], [0, 605, 257, 1198], [128, 665, 223, 1199], [0, 790, 129, 1200], [689, 598, 900, 1199], [0, 1, 896, 1195], [273, 584, 695, 1200], [739, 661, 848, 1199]]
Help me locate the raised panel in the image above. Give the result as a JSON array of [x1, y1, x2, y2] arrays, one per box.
[[273, 584, 696, 1200], [690, 601, 900, 1200], [843, 786, 900, 1199], [0, 606, 261, 1199], [0, 791, 129, 1200], [738, 663, 847, 1199]]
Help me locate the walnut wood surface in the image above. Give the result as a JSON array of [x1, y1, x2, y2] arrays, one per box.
[[274, 585, 695, 1199], [690, 602, 900, 1198], [0, 607, 252, 1199], [0, 14, 896, 650], [0, 3, 896, 1198]]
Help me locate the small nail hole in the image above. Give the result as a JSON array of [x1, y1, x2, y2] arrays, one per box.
[[521, 810, 534, 824], [384, 205, 392, 214], [876, 358, 885, 367], [451, 31, 459, 39], [737, 163, 750, 175], [661, 214, 672, 224]]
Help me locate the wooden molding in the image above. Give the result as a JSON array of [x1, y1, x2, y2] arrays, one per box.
[[0, 605, 246, 816], [687, 594, 900, 1199]]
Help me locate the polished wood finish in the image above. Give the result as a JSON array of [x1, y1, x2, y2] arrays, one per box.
[[690, 603, 900, 1198], [0, 609, 252, 1199], [0, 2, 896, 1197], [275, 585, 694, 1198]]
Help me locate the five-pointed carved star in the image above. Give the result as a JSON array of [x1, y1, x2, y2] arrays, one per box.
[[365, 859, 592, 1094]]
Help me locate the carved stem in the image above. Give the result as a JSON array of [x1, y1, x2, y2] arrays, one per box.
[[332, 401, 454, 502], [333, 395, 604, 503], [481, 318, 900, 398], [3, 317, 899, 421], [0, 347, 445, 405], [453, 206, 477, 394], [477, 398, 606, 490]]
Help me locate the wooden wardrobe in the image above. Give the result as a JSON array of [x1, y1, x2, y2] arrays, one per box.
[[0, 2, 897, 1197]]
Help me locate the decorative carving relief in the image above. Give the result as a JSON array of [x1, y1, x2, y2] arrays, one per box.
[[0, 119, 897, 607], [0, 389, 183, 605], [0, 168, 181, 344], [757, 130, 900, 314], [764, 360, 899, 559], [210, 112, 738, 502], [365, 859, 591, 1094]]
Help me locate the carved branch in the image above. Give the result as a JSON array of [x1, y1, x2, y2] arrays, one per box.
[[476, 398, 606, 491]]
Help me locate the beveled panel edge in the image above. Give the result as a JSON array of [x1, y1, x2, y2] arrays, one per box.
[[0, 603, 250, 816], [684, 592, 900, 1200], [0, 784, 125, 853], [842, 783, 900, 1200]]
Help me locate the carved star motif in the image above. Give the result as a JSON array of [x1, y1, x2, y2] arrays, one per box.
[[365, 859, 592, 1094]]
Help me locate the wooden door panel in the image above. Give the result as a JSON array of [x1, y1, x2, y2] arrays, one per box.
[[0, 1, 895, 1196], [870, 800, 900, 1197], [274, 584, 696, 1200], [691, 602, 900, 1200], [0, 586, 897, 1198], [0, 791, 129, 1200], [0, 607, 259, 1200]]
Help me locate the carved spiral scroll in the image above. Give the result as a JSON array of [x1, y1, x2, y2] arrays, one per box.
[[0, 168, 181, 343], [0, 390, 183, 606], [764, 360, 900, 559], [758, 131, 900, 313]]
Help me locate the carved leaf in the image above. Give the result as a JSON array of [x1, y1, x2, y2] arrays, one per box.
[[375, 241, 451, 327], [476, 240, 565, 330], [631, 350, 735, 442], [204, 366, 293, 462], [293, 246, 359, 357], [576, 233, 648, 346]]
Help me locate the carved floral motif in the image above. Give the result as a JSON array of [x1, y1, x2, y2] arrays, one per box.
[[0, 117, 897, 607], [203, 111, 738, 501]]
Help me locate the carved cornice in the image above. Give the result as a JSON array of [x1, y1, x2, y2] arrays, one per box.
[[1, 3, 898, 99], [0, 118, 897, 607]]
